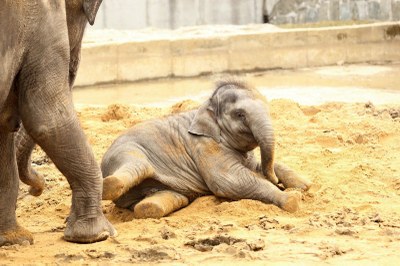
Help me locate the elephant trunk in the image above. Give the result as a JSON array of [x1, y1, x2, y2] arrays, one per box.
[[249, 110, 279, 185]]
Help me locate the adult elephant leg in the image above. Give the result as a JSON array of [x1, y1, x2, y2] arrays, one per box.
[[15, 124, 45, 196], [0, 130, 34, 246], [19, 86, 116, 243], [18, 32, 115, 244]]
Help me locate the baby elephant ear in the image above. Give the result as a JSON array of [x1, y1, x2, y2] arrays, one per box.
[[83, 0, 103, 26], [188, 100, 221, 143]]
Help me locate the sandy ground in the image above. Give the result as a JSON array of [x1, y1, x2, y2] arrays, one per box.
[[1, 66, 400, 265]]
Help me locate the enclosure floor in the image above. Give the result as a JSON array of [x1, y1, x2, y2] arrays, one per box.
[[2, 64, 399, 265]]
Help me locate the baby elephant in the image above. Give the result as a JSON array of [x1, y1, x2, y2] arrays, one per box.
[[101, 79, 311, 218]]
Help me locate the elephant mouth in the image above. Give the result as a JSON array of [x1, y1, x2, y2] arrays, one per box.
[[232, 130, 258, 152]]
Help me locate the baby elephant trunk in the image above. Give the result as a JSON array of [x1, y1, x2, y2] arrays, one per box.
[[249, 112, 279, 185]]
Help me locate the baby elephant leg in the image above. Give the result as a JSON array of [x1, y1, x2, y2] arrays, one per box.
[[103, 156, 155, 201], [274, 163, 312, 191], [133, 190, 189, 219]]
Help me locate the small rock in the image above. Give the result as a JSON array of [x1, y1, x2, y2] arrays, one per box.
[[365, 101, 375, 109], [355, 134, 364, 144], [370, 214, 383, 223], [212, 243, 230, 253], [342, 222, 352, 227], [2, 244, 20, 251], [225, 246, 238, 255], [130, 246, 177, 261], [389, 109, 399, 119], [85, 249, 115, 259], [21, 240, 31, 247], [236, 250, 247, 258], [244, 224, 258, 230], [193, 244, 213, 252], [247, 239, 265, 251], [0, 251, 8, 258], [335, 228, 356, 236], [282, 224, 295, 230], [160, 227, 176, 240], [232, 241, 250, 251]]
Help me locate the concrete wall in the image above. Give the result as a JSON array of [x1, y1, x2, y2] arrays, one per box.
[[269, 0, 400, 24], [75, 22, 400, 86], [93, 0, 264, 30], [91, 0, 400, 30]]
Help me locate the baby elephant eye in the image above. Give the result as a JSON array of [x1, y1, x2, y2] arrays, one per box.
[[235, 110, 246, 119]]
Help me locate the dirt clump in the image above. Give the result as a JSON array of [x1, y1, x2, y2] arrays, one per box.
[[170, 99, 200, 114], [101, 104, 132, 121]]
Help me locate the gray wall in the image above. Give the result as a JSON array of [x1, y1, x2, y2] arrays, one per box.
[[91, 0, 399, 29], [92, 0, 264, 29], [269, 0, 400, 24]]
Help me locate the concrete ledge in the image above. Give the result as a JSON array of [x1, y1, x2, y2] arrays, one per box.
[[75, 22, 400, 86]]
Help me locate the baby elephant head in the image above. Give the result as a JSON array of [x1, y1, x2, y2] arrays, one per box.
[[189, 78, 279, 184]]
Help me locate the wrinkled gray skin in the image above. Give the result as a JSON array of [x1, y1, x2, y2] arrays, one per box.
[[15, 0, 92, 197], [0, 0, 116, 246], [102, 80, 311, 217]]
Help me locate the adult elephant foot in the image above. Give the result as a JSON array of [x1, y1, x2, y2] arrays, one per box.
[[133, 190, 189, 219], [64, 210, 117, 244], [280, 191, 302, 213], [0, 225, 34, 247]]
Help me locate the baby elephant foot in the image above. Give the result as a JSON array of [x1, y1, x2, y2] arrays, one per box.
[[103, 175, 125, 201], [280, 191, 302, 213], [133, 190, 189, 219], [280, 175, 312, 191], [0, 225, 34, 247], [64, 198, 117, 243], [275, 164, 312, 191]]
